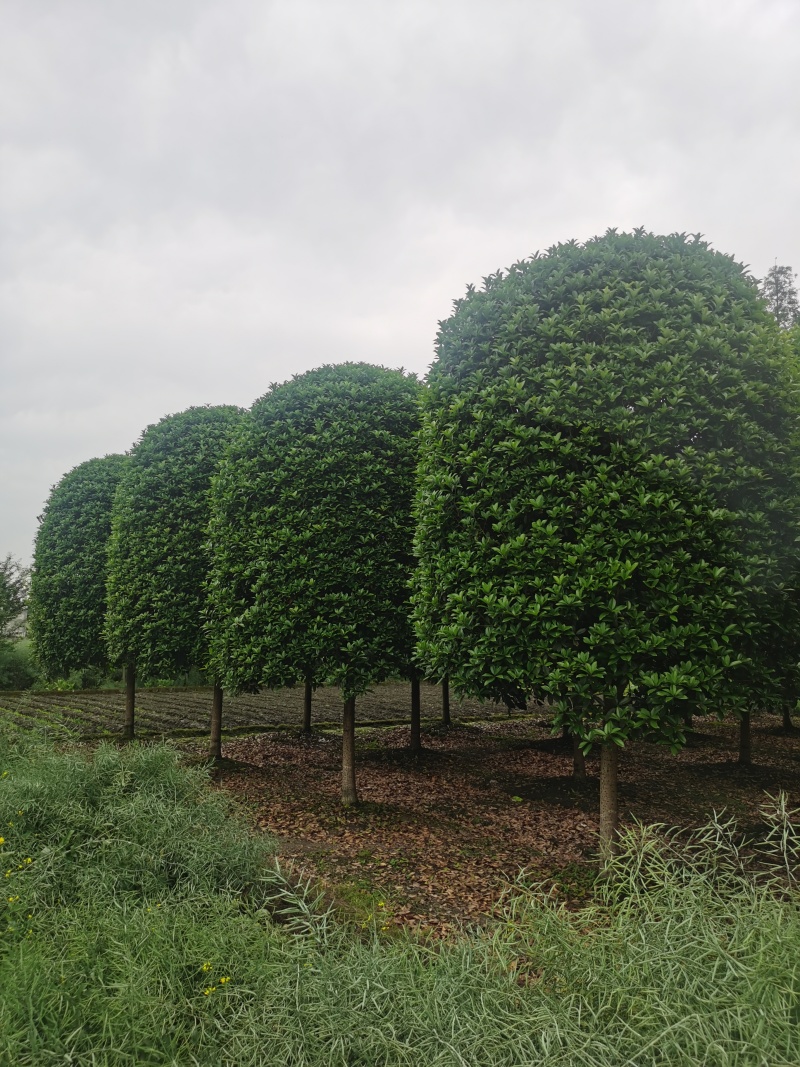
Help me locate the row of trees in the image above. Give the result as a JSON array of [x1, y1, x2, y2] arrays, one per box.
[[25, 232, 800, 852]]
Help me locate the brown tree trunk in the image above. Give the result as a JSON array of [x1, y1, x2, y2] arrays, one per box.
[[683, 709, 693, 730], [303, 678, 313, 734], [410, 675, 421, 755], [599, 743, 619, 860], [209, 681, 223, 761], [123, 659, 136, 741], [442, 676, 451, 727], [573, 735, 586, 779], [738, 712, 751, 766], [783, 705, 794, 732], [341, 696, 359, 807]]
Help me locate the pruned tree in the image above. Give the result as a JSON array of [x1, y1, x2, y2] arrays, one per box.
[[105, 406, 240, 748], [761, 319, 800, 737], [413, 229, 800, 855], [207, 363, 420, 803], [760, 263, 799, 330], [28, 455, 128, 683]]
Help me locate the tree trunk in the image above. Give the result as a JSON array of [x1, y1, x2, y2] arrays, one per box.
[[738, 712, 751, 766], [303, 678, 313, 734], [209, 681, 223, 761], [573, 736, 586, 779], [683, 709, 693, 730], [123, 659, 136, 741], [410, 675, 421, 755], [599, 743, 619, 860], [783, 705, 794, 732], [341, 696, 359, 807], [441, 676, 451, 727]]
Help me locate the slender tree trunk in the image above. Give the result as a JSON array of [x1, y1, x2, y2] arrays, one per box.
[[738, 712, 751, 766], [410, 674, 421, 755], [123, 659, 136, 741], [441, 676, 451, 727], [683, 709, 693, 730], [783, 705, 794, 732], [303, 678, 313, 734], [573, 736, 586, 779], [209, 681, 223, 761], [341, 696, 359, 807], [599, 743, 619, 860]]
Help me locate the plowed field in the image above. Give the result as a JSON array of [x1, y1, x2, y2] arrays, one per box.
[[0, 682, 496, 738]]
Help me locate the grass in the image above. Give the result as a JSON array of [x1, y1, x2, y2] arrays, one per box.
[[1, 726, 799, 1065]]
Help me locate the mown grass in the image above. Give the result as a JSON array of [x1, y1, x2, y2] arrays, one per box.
[[1, 726, 799, 1066]]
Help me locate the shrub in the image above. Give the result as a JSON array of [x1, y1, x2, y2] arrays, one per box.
[[28, 455, 128, 681], [105, 405, 241, 683], [207, 364, 421, 699], [412, 229, 800, 845]]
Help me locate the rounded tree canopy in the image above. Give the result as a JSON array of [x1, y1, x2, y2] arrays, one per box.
[[413, 229, 800, 747], [105, 405, 241, 681], [29, 454, 128, 680], [207, 362, 421, 699]]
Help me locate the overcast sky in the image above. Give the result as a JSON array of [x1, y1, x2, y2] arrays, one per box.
[[2, 0, 799, 564]]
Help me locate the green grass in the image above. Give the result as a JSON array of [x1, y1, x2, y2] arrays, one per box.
[[1, 726, 799, 1065]]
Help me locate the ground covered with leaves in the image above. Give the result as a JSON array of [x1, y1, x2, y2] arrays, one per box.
[[207, 708, 800, 934]]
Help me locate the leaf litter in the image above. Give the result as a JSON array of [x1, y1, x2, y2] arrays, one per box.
[[190, 710, 800, 936]]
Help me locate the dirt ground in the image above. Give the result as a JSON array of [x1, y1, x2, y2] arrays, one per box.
[[0, 681, 495, 737], [202, 712, 800, 935]]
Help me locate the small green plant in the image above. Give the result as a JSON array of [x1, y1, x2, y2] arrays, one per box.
[[2, 726, 800, 1065]]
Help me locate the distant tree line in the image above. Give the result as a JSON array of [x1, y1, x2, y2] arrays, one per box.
[[20, 230, 800, 854]]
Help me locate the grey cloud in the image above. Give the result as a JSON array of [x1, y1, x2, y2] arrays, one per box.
[[1, 0, 799, 563]]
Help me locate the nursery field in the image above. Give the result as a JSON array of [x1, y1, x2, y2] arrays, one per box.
[[0, 681, 490, 737]]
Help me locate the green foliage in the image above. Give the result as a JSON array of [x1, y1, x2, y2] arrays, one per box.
[[0, 558, 31, 690], [207, 363, 421, 698], [1, 729, 800, 1064], [28, 455, 128, 681], [0, 641, 37, 691], [413, 230, 800, 747], [105, 406, 240, 681], [0, 555, 28, 642], [760, 263, 800, 329]]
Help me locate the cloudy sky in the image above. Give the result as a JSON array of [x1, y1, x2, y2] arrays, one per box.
[[2, 0, 798, 564]]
